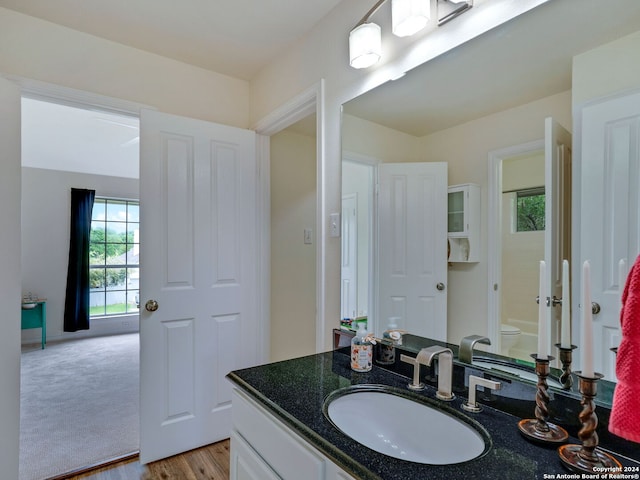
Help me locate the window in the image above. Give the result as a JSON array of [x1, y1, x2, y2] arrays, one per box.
[[515, 187, 545, 232], [89, 198, 139, 317]]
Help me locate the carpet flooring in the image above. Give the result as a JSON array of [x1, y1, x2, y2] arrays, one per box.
[[20, 333, 139, 480]]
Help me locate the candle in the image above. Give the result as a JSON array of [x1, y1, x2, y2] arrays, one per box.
[[581, 261, 594, 378], [537, 260, 549, 360], [561, 260, 571, 348]]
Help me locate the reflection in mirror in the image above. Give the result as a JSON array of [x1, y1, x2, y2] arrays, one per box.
[[340, 1, 640, 405], [499, 149, 544, 362]]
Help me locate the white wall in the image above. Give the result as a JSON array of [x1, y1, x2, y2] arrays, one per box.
[[573, 30, 640, 107], [0, 7, 250, 127], [270, 129, 317, 361], [21, 168, 140, 345]]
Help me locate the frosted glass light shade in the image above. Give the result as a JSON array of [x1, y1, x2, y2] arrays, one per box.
[[392, 0, 430, 37], [349, 23, 382, 69]]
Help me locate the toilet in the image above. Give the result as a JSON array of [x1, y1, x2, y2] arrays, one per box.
[[500, 324, 521, 356]]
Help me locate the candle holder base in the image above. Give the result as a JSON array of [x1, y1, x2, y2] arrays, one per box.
[[518, 418, 569, 444], [558, 444, 622, 474]]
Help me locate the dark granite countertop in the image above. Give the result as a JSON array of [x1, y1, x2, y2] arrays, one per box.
[[227, 346, 640, 480]]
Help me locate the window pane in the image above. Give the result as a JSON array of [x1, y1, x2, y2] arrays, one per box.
[[92, 200, 106, 221], [89, 268, 106, 289], [127, 204, 139, 222], [105, 290, 127, 315], [516, 190, 545, 232], [106, 200, 127, 221], [90, 222, 105, 243], [105, 268, 127, 289], [106, 223, 127, 243], [90, 291, 105, 316]]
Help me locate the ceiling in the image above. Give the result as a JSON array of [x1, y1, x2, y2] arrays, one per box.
[[344, 0, 640, 137], [22, 98, 140, 178], [0, 0, 343, 81]]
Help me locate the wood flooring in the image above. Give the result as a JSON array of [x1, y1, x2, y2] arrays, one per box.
[[60, 439, 230, 480]]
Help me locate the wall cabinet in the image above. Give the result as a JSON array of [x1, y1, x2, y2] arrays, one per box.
[[447, 184, 480, 262], [231, 389, 355, 480]]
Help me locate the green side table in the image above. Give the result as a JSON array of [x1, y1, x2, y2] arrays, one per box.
[[21, 300, 47, 349]]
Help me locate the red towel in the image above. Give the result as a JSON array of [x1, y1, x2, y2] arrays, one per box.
[[609, 255, 640, 443]]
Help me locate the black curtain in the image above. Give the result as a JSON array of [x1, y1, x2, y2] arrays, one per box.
[[63, 188, 95, 332]]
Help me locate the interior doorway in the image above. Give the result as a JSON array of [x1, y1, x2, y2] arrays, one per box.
[[20, 96, 141, 479]]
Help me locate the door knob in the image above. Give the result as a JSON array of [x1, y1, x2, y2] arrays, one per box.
[[436, 282, 446, 291], [592, 302, 601, 314], [145, 299, 159, 312]]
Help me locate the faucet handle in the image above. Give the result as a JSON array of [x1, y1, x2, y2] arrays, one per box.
[[462, 375, 501, 413], [400, 354, 425, 391]]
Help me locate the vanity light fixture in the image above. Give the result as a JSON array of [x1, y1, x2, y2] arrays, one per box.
[[437, 0, 473, 26], [349, 22, 383, 69], [349, 0, 430, 69], [392, 0, 431, 37]]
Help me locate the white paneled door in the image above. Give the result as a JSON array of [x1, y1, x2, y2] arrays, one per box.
[[579, 91, 640, 382], [139, 110, 259, 464], [544, 117, 572, 360], [377, 162, 448, 340]]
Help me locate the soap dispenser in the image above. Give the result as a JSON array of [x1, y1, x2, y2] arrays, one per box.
[[351, 323, 373, 372], [376, 317, 401, 365]]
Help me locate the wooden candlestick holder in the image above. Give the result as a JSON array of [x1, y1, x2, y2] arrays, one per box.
[[558, 372, 621, 473], [518, 355, 569, 444], [555, 344, 577, 390]]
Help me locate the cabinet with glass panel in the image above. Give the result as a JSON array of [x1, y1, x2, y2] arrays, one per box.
[[447, 183, 480, 262]]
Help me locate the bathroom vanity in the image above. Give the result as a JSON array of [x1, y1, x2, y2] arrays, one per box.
[[227, 338, 640, 480]]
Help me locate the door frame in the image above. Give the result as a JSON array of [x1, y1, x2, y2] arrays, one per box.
[[254, 80, 325, 355], [487, 139, 544, 354]]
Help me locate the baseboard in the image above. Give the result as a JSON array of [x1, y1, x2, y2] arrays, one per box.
[[45, 451, 139, 480]]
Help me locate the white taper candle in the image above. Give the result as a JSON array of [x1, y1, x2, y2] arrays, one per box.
[[537, 260, 549, 359], [581, 261, 594, 378], [561, 260, 571, 348]]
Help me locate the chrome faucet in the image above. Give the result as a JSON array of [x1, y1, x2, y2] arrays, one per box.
[[416, 346, 454, 401], [462, 375, 501, 413], [458, 335, 491, 364]]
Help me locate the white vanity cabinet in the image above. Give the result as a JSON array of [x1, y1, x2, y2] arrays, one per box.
[[447, 183, 480, 262], [230, 389, 355, 480]]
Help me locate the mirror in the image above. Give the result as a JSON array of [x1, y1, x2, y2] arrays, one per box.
[[340, 0, 640, 403]]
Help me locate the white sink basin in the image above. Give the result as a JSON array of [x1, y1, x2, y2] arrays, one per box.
[[324, 386, 489, 464]]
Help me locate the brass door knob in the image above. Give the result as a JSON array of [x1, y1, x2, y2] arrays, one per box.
[[145, 299, 159, 312]]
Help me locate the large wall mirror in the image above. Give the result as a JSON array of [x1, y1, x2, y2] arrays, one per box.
[[340, 0, 640, 401]]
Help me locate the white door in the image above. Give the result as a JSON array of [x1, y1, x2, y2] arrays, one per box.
[[579, 91, 640, 381], [544, 117, 572, 360], [341, 194, 358, 320], [139, 109, 259, 463], [0, 76, 22, 480], [377, 162, 448, 340]]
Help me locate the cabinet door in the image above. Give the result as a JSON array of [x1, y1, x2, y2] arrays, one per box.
[[447, 188, 467, 234], [231, 431, 280, 480]]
